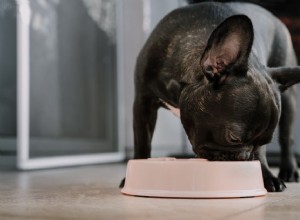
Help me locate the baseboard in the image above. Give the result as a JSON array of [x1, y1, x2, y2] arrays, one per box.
[[0, 155, 17, 170], [267, 152, 300, 166], [125, 145, 190, 160]]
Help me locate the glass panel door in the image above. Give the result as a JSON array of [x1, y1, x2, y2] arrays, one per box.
[[16, 0, 124, 169]]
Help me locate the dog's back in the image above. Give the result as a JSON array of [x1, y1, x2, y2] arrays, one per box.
[[135, 2, 296, 98]]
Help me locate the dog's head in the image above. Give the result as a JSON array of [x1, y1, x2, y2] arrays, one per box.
[[179, 15, 300, 161]]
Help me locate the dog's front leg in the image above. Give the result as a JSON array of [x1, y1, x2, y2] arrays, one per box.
[[255, 146, 286, 192], [119, 94, 159, 188], [133, 94, 159, 159]]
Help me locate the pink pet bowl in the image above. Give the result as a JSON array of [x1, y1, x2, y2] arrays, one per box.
[[121, 157, 267, 198]]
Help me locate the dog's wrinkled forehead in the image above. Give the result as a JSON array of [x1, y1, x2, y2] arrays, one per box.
[[195, 81, 259, 118], [180, 68, 279, 126]]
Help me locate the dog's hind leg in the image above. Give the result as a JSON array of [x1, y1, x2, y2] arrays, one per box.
[[267, 23, 299, 183], [278, 88, 299, 182]]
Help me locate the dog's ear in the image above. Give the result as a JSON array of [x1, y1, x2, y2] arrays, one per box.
[[200, 15, 254, 82], [268, 66, 300, 92]]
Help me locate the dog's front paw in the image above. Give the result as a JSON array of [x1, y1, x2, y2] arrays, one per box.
[[119, 177, 126, 188], [262, 166, 286, 192], [279, 156, 299, 182], [264, 175, 286, 192]]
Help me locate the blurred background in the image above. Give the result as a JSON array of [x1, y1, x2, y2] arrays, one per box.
[[0, 0, 299, 169]]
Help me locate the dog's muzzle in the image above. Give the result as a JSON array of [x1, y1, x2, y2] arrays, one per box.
[[195, 145, 255, 161]]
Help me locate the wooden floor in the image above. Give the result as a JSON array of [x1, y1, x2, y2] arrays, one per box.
[[0, 163, 300, 220]]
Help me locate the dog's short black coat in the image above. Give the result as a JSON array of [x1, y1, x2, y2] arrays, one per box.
[[122, 2, 300, 192]]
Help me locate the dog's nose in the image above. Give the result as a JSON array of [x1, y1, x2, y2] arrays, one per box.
[[236, 151, 251, 161]]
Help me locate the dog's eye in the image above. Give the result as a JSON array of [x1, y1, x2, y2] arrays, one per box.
[[205, 65, 214, 74], [227, 131, 241, 144]]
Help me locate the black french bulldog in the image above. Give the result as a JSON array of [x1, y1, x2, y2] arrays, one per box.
[[125, 2, 300, 192]]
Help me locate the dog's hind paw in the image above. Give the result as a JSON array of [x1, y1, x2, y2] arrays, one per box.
[[279, 156, 299, 182]]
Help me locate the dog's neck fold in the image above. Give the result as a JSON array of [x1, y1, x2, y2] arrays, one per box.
[[160, 99, 181, 118]]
